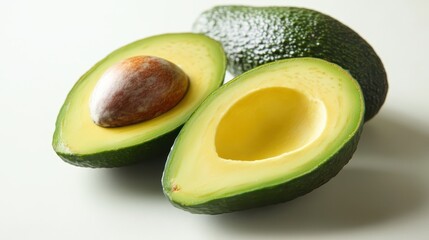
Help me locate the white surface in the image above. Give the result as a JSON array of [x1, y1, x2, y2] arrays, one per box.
[[1, 0, 429, 239]]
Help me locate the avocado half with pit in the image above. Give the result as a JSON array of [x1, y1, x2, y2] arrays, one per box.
[[162, 58, 364, 214], [52, 33, 226, 167]]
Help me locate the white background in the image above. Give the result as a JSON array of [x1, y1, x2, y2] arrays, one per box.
[[1, 0, 429, 239]]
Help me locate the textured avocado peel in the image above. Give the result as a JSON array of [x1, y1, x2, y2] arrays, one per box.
[[193, 5, 387, 121]]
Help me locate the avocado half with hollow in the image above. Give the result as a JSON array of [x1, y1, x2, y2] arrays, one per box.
[[193, 5, 387, 121], [162, 58, 364, 214], [53, 33, 226, 167]]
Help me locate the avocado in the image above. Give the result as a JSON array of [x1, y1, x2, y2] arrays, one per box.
[[52, 33, 226, 168], [193, 5, 387, 121], [162, 58, 364, 214]]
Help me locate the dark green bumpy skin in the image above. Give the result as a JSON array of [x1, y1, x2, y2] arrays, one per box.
[[193, 6, 387, 121], [168, 125, 363, 214]]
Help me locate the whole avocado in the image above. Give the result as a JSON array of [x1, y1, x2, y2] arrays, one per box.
[[193, 5, 388, 121]]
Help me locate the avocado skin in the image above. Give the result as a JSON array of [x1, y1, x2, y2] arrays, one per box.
[[193, 6, 387, 121], [167, 124, 362, 214], [54, 127, 180, 168]]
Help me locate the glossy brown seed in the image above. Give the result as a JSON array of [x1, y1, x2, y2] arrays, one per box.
[[89, 55, 189, 127]]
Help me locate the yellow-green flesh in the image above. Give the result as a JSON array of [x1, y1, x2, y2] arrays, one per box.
[[54, 33, 225, 156], [164, 58, 363, 205]]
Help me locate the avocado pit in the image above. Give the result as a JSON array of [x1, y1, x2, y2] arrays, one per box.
[[90, 55, 189, 127]]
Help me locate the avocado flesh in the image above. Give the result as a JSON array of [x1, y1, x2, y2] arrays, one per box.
[[193, 5, 387, 121], [162, 58, 364, 214], [53, 33, 226, 167]]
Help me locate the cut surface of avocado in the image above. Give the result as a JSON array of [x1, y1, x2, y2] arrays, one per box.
[[53, 33, 226, 167], [162, 58, 364, 214]]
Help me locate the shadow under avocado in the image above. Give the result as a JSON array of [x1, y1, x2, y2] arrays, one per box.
[[357, 109, 429, 163], [209, 110, 428, 235], [101, 153, 169, 199], [210, 167, 425, 235]]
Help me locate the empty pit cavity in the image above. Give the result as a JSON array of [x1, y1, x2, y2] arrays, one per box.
[[215, 87, 327, 161]]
